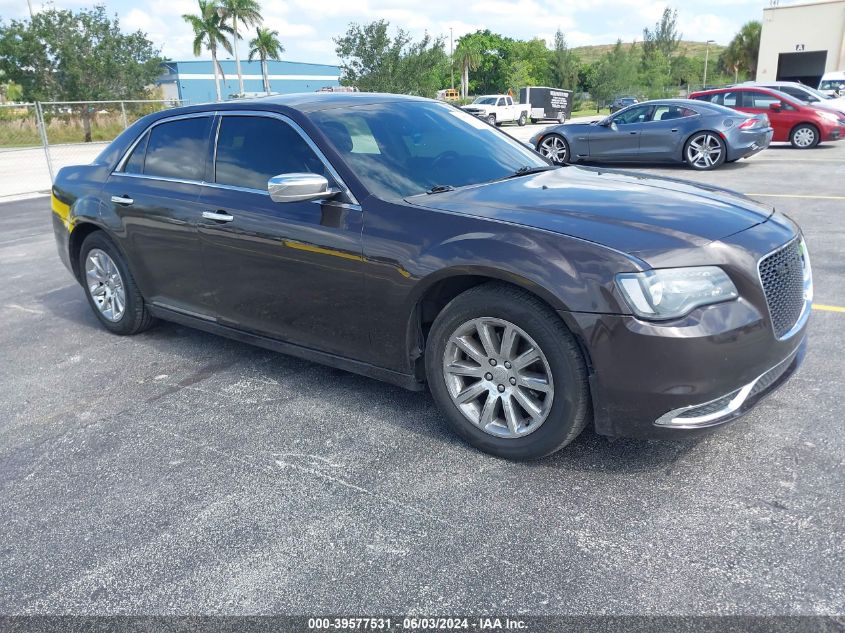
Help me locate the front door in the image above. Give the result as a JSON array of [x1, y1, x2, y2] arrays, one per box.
[[100, 114, 216, 316], [588, 105, 653, 160], [197, 112, 367, 358]]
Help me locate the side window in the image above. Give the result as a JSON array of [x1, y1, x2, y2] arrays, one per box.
[[748, 91, 781, 109], [650, 105, 691, 122], [506, 96, 513, 106], [614, 105, 652, 124], [497, 98, 504, 107], [123, 131, 149, 174], [144, 117, 211, 181], [214, 116, 329, 192]]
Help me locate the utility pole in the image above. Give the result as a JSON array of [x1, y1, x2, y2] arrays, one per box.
[[450, 27, 454, 90], [26, 0, 34, 19], [703, 39, 715, 88]]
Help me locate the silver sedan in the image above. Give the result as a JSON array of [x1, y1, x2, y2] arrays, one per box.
[[531, 99, 773, 170]]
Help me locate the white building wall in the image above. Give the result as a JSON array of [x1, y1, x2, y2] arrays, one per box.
[[757, 0, 845, 81]]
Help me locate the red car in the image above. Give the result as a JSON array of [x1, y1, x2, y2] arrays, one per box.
[[689, 86, 844, 149]]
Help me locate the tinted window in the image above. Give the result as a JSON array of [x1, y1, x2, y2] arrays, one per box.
[[144, 117, 211, 181], [704, 91, 741, 107], [215, 116, 328, 191], [748, 91, 781, 108], [309, 101, 547, 199], [614, 105, 653, 124], [650, 105, 696, 122], [123, 131, 149, 174]]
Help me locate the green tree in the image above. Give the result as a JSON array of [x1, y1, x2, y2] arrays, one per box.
[[182, 0, 234, 101], [248, 27, 284, 94], [642, 7, 681, 59], [0, 6, 162, 139], [219, 0, 263, 95], [548, 29, 580, 90], [334, 21, 447, 97], [455, 38, 482, 98], [720, 21, 761, 82], [590, 39, 638, 110]]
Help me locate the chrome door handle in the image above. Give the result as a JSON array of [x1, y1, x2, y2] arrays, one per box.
[[202, 211, 234, 222], [110, 195, 134, 205]]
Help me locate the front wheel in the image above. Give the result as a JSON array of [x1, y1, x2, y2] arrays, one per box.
[[486, 114, 496, 126], [684, 132, 726, 170], [425, 283, 590, 459], [517, 113, 527, 126], [790, 124, 819, 149], [538, 133, 570, 164], [79, 231, 155, 335]]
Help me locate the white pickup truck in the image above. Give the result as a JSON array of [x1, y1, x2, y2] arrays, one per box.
[[461, 95, 530, 126]]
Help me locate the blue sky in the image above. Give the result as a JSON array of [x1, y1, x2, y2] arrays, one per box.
[[3, 0, 777, 65]]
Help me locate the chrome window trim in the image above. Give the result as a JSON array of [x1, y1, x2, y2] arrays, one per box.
[[111, 109, 359, 206], [114, 111, 217, 174]]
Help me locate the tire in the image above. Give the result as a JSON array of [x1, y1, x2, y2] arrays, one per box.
[[517, 113, 527, 126], [557, 112, 566, 124], [537, 133, 570, 164], [425, 282, 590, 459], [530, 118, 538, 124], [790, 123, 819, 149], [486, 114, 496, 126], [684, 132, 726, 170], [79, 231, 155, 335]]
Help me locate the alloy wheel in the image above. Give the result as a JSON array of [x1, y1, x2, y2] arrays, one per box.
[[539, 135, 567, 163], [442, 317, 554, 438], [686, 133, 723, 169], [792, 127, 816, 148], [85, 248, 126, 322]]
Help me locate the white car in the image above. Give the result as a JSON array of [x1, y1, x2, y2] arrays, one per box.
[[818, 71, 845, 98], [461, 95, 530, 126], [740, 80, 845, 117]]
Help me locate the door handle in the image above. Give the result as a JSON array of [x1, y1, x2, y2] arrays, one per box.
[[202, 211, 234, 222], [110, 195, 133, 205], [671, 128, 679, 132], [629, 131, 638, 135]]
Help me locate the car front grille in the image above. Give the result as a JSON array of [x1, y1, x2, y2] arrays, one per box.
[[758, 238, 807, 339]]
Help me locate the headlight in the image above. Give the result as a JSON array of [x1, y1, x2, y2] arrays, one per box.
[[819, 110, 839, 121], [616, 266, 738, 320]]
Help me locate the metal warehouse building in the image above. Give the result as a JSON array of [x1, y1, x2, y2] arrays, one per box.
[[756, 0, 845, 86], [157, 59, 342, 104]]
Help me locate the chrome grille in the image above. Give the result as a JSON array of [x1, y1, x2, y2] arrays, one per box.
[[758, 239, 806, 338]]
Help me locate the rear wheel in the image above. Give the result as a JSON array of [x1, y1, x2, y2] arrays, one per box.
[[684, 132, 726, 170], [538, 133, 570, 164], [517, 112, 527, 126], [425, 283, 590, 459], [79, 231, 155, 335], [557, 112, 566, 123], [790, 124, 819, 149]]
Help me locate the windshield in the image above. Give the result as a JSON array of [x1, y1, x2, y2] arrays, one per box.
[[820, 80, 845, 91], [473, 97, 499, 105], [309, 101, 549, 200]]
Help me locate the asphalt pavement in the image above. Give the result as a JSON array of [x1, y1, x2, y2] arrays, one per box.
[[0, 142, 843, 616]]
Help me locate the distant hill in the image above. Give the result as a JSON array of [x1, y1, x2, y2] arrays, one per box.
[[571, 40, 726, 64]]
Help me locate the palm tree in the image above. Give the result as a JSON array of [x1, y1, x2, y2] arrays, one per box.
[[249, 27, 285, 95], [455, 39, 482, 99], [219, 0, 263, 96], [182, 0, 233, 101], [722, 20, 762, 82]]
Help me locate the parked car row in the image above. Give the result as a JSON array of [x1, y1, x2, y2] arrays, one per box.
[[531, 81, 845, 169]]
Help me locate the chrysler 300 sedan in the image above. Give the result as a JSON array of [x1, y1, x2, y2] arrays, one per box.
[[51, 93, 812, 459]]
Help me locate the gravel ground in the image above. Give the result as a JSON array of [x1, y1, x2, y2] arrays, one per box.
[[0, 141, 843, 617]]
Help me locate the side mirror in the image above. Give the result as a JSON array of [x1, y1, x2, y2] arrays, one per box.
[[769, 102, 783, 112], [268, 173, 338, 203]]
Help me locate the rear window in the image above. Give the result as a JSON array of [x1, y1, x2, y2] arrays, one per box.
[[143, 116, 212, 181]]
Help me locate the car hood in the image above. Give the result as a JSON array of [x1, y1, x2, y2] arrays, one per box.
[[407, 166, 774, 262]]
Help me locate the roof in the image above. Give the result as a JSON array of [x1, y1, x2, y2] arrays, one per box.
[[228, 91, 430, 112]]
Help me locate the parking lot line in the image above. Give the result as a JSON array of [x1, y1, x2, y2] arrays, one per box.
[[744, 193, 845, 200], [814, 304, 845, 313]]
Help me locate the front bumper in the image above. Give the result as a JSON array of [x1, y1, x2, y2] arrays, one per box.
[[559, 220, 810, 439]]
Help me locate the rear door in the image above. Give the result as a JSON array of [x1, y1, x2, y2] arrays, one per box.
[[196, 111, 367, 357], [101, 113, 216, 316], [588, 104, 653, 160]]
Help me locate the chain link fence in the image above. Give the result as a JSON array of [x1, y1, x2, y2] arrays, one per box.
[[0, 99, 186, 197]]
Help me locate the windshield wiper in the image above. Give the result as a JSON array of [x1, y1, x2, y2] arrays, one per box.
[[494, 165, 560, 182], [426, 184, 456, 194]]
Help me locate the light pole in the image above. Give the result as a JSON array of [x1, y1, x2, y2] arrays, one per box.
[[450, 27, 454, 90], [703, 39, 715, 88], [26, 0, 33, 19]]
